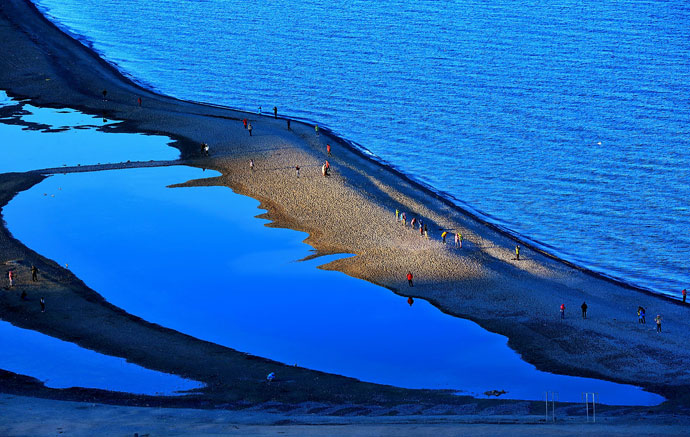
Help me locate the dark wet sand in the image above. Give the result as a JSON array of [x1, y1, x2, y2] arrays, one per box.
[[1, 0, 690, 433]]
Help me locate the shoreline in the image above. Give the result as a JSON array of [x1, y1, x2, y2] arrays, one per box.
[[25, 1, 685, 303], [2, 0, 690, 422]]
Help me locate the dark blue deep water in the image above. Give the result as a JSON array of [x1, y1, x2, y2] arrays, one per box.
[[30, 1, 690, 296]]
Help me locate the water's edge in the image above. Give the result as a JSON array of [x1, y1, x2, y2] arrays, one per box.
[[14, 0, 685, 307]]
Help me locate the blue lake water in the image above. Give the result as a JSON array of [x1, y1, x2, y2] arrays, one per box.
[[0, 320, 202, 395], [0, 90, 177, 172], [3, 165, 663, 405], [29, 0, 690, 299]]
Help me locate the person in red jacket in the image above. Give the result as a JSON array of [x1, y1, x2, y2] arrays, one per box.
[[683, 288, 687, 303], [407, 271, 414, 287], [560, 303, 565, 319]]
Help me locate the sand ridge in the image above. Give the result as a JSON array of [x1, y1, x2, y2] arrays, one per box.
[[1, 1, 690, 433]]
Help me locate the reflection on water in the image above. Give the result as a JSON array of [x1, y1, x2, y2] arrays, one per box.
[[0, 90, 177, 173], [0, 321, 202, 395], [4, 166, 664, 405]]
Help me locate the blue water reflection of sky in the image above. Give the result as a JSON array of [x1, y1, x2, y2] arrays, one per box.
[[3, 166, 664, 405], [0, 90, 177, 172], [0, 320, 202, 395]]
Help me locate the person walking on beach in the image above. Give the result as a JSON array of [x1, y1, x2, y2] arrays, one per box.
[[315, 124, 319, 136], [402, 213, 407, 227], [273, 106, 278, 118], [683, 288, 687, 303], [258, 106, 262, 114], [424, 224, 428, 239], [327, 144, 331, 156], [407, 271, 414, 287], [655, 314, 662, 333], [250, 159, 255, 171], [295, 165, 300, 178], [411, 218, 417, 229], [515, 245, 520, 260], [243, 118, 248, 129], [102, 89, 107, 100], [137, 96, 142, 107], [560, 303, 565, 319], [581, 301, 588, 319], [638, 306, 646, 324], [321, 163, 327, 177], [40, 297, 45, 313], [455, 233, 460, 247], [420, 224, 424, 237], [441, 231, 448, 244], [31, 265, 38, 282], [248, 122, 253, 136], [204, 143, 209, 156], [395, 209, 399, 222], [287, 119, 291, 130], [8, 270, 13, 288]]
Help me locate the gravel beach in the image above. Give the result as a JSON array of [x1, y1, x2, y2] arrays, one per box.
[[1, 0, 690, 433]]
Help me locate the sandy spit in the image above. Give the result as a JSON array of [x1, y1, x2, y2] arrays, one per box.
[[1, 0, 690, 434]]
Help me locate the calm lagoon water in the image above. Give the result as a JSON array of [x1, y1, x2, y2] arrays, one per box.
[[29, 0, 690, 298], [0, 320, 201, 395], [0, 90, 177, 172], [3, 166, 663, 405]]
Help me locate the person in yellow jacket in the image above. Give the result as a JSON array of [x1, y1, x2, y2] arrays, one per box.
[[441, 231, 448, 244]]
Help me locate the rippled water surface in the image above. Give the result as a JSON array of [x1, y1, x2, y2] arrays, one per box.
[[30, 0, 690, 297]]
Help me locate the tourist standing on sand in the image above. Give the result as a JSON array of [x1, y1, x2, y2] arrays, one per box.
[[424, 224, 428, 239], [560, 303, 565, 319], [204, 143, 209, 156], [683, 288, 687, 303], [407, 271, 414, 287], [258, 106, 262, 114], [441, 231, 447, 244], [655, 314, 662, 333], [243, 118, 248, 129], [321, 163, 327, 177], [40, 297, 45, 313], [296, 165, 300, 178], [638, 306, 646, 324], [327, 144, 331, 156], [31, 265, 38, 282], [402, 213, 407, 227], [581, 301, 588, 319], [137, 97, 142, 107], [420, 224, 424, 237], [411, 218, 417, 228], [287, 119, 291, 130], [455, 233, 460, 247], [248, 123, 253, 136], [395, 209, 399, 221], [250, 159, 254, 171], [515, 245, 520, 260], [315, 124, 319, 135], [8, 270, 13, 288], [273, 106, 278, 118]]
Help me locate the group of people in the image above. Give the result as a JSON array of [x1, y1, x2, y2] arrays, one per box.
[[557, 301, 665, 333], [394, 209, 463, 248], [6, 267, 45, 312]]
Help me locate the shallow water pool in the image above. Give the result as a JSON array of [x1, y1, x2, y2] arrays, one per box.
[[3, 165, 664, 405], [0, 90, 177, 172], [0, 320, 202, 395]]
